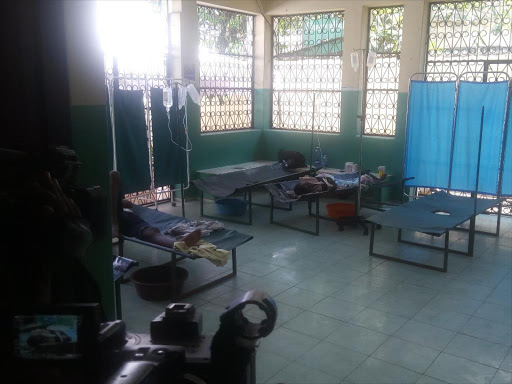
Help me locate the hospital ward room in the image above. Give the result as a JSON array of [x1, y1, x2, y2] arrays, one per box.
[[5, 0, 512, 383]]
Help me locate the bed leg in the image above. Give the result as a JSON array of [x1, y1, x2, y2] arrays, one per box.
[[496, 203, 502, 236], [315, 197, 320, 236], [115, 280, 122, 320], [397, 229, 402, 242], [171, 253, 177, 300], [118, 237, 124, 257], [468, 216, 476, 257], [232, 248, 237, 276], [248, 189, 253, 225], [369, 223, 376, 255], [270, 195, 274, 224], [200, 191, 204, 217], [443, 232, 449, 272], [308, 200, 312, 216]]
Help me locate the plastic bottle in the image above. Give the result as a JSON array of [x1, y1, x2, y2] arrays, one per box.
[[313, 146, 322, 169], [322, 154, 328, 168]]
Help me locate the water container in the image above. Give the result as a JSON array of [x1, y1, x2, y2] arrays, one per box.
[[322, 154, 328, 168]]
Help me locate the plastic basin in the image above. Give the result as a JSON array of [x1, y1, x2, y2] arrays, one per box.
[[326, 202, 356, 219], [130, 265, 188, 301], [215, 198, 248, 216]]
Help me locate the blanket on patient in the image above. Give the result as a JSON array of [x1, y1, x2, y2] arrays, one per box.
[[165, 220, 224, 238]]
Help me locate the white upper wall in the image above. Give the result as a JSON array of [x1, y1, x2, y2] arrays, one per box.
[[198, 0, 262, 14], [64, 0, 106, 105]]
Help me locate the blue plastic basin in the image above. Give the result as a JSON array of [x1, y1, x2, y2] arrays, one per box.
[[215, 198, 248, 216]]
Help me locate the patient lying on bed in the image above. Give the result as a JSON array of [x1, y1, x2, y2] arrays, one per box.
[[110, 171, 200, 248]]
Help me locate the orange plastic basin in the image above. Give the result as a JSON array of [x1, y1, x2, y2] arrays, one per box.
[[326, 202, 356, 219]]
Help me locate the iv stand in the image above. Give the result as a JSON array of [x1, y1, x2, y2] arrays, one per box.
[[310, 94, 316, 171], [356, 51, 365, 219], [342, 48, 372, 235], [174, 84, 186, 217]]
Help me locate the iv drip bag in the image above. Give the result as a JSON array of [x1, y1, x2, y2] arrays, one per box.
[[163, 87, 173, 109], [351, 52, 359, 72], [367, 50, 377, 68], [177, 86, 186, 110], [187, 84, 201, 104]]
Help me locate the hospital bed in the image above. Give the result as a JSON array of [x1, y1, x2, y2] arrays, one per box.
[[386, 74, 511, 272], [115, 204, 253, 299], [367, 191, 504, 272], [264, 172, 401, 236], [194, 163, 315, 224]]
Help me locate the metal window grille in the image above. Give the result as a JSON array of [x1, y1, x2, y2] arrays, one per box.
[[426, 0, 512, 215], [426, 1, 512, 81], [272, 12, 344, 132], [198, 6, 254, 132], [364, 6, 404, 136]]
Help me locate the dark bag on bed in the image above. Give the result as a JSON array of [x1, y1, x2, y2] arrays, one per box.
[[278, 150, 306, 169]]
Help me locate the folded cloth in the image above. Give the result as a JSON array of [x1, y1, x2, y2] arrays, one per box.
[[174, 240, 230, 267], [165, 220, 224, 239]]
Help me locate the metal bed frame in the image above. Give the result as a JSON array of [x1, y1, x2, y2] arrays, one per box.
[[267, 174, 413, 236], [198, 167, 315, 225], [369, 70, 510, 271], [402, 71, 510, 237], [116, 234, 251, 301], [270, 192, 323, 236]]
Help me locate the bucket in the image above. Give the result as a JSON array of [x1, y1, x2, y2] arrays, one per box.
[[215, 198, 248, 216], [326, 202, 356, 219], [130, 264, 188, 301]]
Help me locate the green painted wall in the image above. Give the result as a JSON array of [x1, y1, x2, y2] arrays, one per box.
[[186, 90, 267, 178], [71, 105, 115, 320]]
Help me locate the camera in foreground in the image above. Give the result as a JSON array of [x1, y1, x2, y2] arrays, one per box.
[[9, 290, 277, 384]]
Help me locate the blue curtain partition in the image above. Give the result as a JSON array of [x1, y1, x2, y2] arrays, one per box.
[[451, 81, 508, 195], [501, 99, 512, 196], [404, 81, 457, 189]]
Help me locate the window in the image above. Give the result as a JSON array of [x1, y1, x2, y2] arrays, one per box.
[[272, 12, 344, 132], [364, 6, 404, 136], [426, 1, 512, 81], [198, 6, 254, 132]]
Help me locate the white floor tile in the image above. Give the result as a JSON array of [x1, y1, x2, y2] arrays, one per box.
[[426, 353, 497, 384], [347, 357, 421, 384], [444, 334, 509, 369]]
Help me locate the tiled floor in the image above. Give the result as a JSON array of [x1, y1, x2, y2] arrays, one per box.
[[120, 192, 512, 384]]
